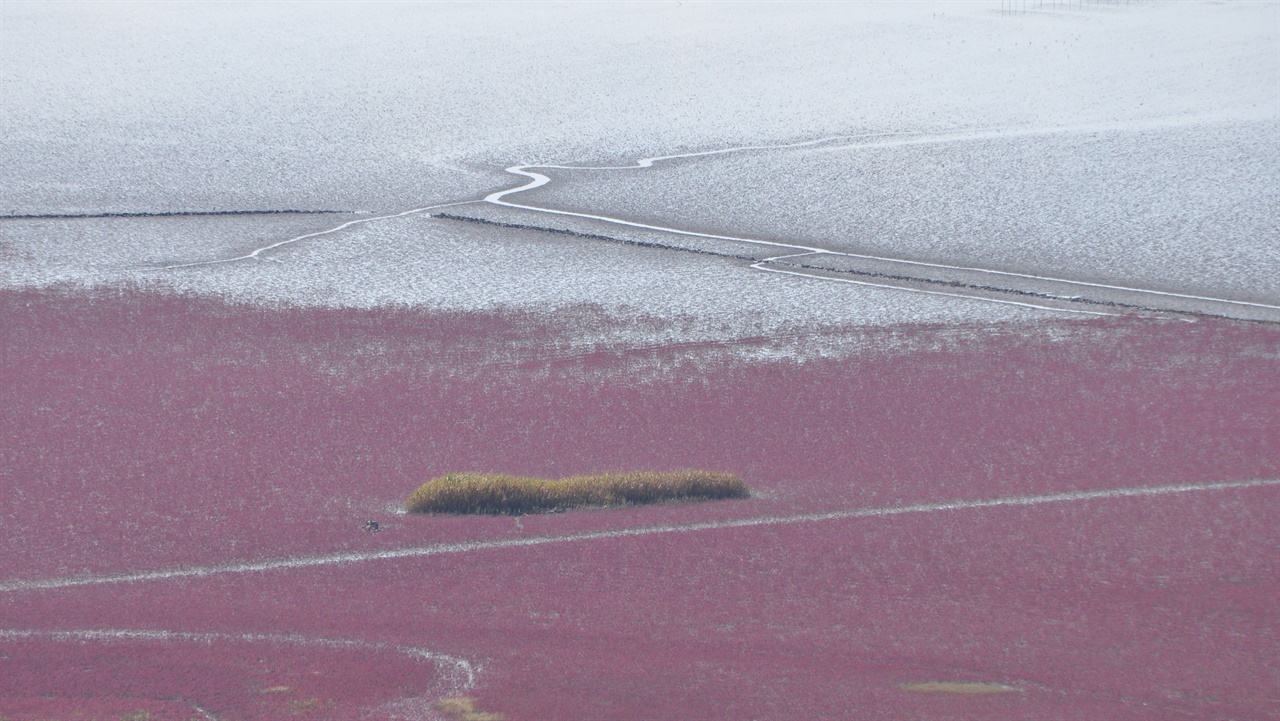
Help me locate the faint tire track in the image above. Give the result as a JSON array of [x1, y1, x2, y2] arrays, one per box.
[[155, 200, 479, 270], [0, 627, 477, 714], [0, 209, 356, 220], [3, 478, 1275, 594]]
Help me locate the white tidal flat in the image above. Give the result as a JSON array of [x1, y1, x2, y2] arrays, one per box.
[[514, 118, 1280, 304], [2, 1, 1276, 336]]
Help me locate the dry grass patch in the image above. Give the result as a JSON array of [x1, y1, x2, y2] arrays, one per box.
[[406, 470, 749, 515], [899, 681, 1020, 694]]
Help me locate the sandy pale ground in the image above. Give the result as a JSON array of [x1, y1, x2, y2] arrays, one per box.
[[2, 1, 1276, 339]]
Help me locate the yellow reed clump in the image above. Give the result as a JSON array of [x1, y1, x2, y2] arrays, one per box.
[[406, 470, 749, 515]]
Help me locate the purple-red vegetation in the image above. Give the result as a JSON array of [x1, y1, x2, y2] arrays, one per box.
[[1, 287, 1277, 720], [0, 634, 444, 721]]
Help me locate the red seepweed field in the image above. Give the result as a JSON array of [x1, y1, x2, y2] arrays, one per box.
[[2, 287, 1277, 720]]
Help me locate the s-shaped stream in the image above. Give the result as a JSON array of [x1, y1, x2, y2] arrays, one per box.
[[483, 119, 1280, 318], [157, 116, 1280, 320]]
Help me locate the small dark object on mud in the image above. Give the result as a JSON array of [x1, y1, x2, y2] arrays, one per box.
[[362, 520, 381, 532]]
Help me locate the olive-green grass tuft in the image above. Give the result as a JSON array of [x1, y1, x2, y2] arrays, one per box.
[[406, 470, 750, 515]]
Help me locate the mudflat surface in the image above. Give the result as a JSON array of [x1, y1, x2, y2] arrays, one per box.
[[7, 2, 1272, 217], [3, 2, 1276, 332], [2, 289, 1276, 720], [515, 119, 1280, 304]]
